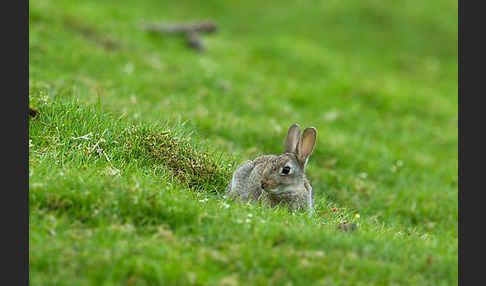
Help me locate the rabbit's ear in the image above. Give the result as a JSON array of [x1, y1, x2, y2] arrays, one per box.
[[284, 124, 301, 153], [296, 127, 317, 167]]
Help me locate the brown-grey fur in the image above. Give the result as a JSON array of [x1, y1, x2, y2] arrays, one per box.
[[226, 124, 317, 212]]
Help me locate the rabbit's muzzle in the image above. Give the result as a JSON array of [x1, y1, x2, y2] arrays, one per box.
[[261, 178, 279, 191]]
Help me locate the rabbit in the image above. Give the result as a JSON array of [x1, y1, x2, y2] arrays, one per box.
[[226, 123, 317, 212]]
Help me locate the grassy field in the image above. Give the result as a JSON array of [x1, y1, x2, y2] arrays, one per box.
[[29, 0, 458, 285]]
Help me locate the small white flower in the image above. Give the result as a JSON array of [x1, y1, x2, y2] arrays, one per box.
[[247, 213, 253, 218], [323, 110, 339, 122], [245, 218, 251, 223], [199, 198, 209, 203], [395, 231, 404, 237], [104, 166, 120, 176], [221, 202, 230, 209], [359, 172, 367, 179], [124, 62, 134, 74]]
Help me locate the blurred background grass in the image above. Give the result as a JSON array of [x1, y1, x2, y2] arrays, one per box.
[[29, 0, 458, 284]]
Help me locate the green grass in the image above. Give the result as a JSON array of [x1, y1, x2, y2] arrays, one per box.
[[29, 0, 458, 284]]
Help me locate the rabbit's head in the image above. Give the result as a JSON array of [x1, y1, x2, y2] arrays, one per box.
[[260, 124, 317, 195]]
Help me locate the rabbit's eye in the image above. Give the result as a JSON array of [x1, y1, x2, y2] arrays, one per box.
[[282, 166, 291, 175]]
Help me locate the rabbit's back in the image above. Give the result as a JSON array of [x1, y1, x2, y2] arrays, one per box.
[[226, 155, 276, 202]]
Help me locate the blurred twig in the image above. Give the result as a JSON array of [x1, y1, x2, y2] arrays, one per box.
[[186, 31, 204, 51], [140, 21, 217, 34], [139, 21, 218, 51]]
